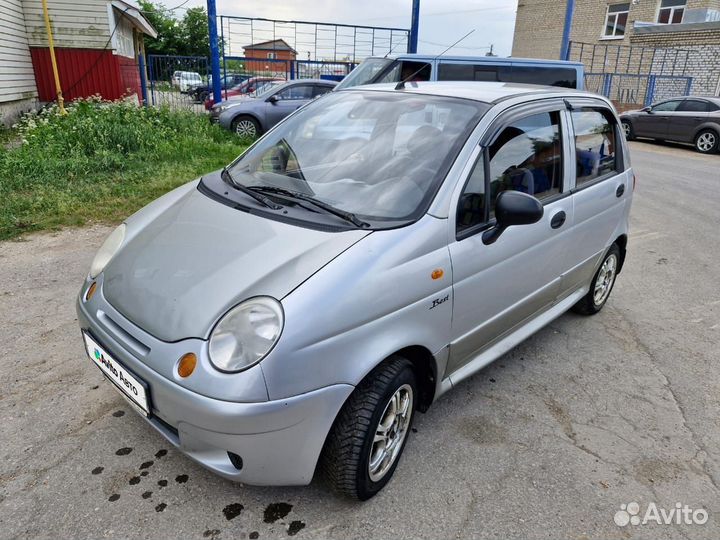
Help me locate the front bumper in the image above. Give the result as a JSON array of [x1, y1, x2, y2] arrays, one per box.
[[76, 280, 353, 486]]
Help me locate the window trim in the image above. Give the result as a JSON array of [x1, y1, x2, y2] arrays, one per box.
[[602, 3, 630, 39]]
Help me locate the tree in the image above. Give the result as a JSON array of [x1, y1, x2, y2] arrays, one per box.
[[138, 1, 210, 57], [180, 7, 210, 56]]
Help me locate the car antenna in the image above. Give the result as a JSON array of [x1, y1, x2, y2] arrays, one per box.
[[395, 29, 476, 90], [384, 39, 406, 58]]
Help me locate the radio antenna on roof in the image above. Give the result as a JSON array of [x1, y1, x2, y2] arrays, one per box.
[[395, 29, 476, 90]]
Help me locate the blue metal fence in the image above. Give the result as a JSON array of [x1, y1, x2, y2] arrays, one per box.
[[585, 72, 693, 106]]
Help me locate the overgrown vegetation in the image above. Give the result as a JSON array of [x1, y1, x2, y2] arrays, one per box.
[[0, 98, 247, 240]]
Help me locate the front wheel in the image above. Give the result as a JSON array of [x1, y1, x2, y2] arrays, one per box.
[[231, 115, 260, 139], [321, 356, 416, 500], [572, 244, 620, 316], [695, 129, 719, 154]]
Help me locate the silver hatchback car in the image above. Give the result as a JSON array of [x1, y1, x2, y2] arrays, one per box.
[[77, 82, 633, 500]]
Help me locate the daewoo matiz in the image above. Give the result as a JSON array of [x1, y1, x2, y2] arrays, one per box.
[[77, 82, 633, 500]]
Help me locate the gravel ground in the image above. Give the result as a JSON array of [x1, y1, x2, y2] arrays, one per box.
[[1, 141, 719, 540]]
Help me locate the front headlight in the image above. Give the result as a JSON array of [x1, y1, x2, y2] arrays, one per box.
[[89, 223, 126, 278], [209, 297, 284, 373]]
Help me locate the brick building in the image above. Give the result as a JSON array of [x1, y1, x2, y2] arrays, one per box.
[[512, 0, 720, 97], [240, 39, 297, 78]]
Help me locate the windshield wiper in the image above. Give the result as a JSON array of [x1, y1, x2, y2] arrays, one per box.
[[249, 186, 370, 228], [221, 168, 283, 210]]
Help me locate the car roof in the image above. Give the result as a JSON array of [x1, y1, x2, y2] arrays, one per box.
[[661, 95, 720, 105], [343, 81, 596, 105], [377, 54, 583, 68]]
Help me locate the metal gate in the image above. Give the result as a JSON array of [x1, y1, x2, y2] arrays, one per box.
[[569, 41, 697, 107], [146, 55, 209, 113], [584, 72, 693, 107]]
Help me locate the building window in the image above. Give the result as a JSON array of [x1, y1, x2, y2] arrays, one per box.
[[657, 0, 685, 24], [267, 52, 277, 59], [603, 3, 630, 38]]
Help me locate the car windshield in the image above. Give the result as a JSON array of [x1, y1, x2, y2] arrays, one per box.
[[227, 90, 487, 222], [335, 58, 394, 90]]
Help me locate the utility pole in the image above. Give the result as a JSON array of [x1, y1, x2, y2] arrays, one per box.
[[41, 0, 65, 114], [408, 0, 420, 53], [560, 0, 575, 61], [207, 0, 222, 104]]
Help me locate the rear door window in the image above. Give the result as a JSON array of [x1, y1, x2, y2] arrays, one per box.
[[677, 100, 712, 112], [571, 109, 620, 186]]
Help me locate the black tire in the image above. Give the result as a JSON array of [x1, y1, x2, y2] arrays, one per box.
[[621, 120, 634, 141], [694, 129, 719, 154], [321, 356, 417, 500], [571, 244, 621, 316], [230, 115, 261, 139]]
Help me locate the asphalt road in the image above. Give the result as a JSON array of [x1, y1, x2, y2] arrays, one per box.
[[1, 141, 719, 540]]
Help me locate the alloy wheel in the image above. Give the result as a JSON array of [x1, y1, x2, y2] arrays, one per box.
[[235, 119, 257, 138], [368, 384, 413, 482], [593, 254, 618, 306], [697, 132, 716, 153]]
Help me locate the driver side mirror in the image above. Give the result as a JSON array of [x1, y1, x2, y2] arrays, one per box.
[[641, 106, 652, 113], [267, 94, 279, 104], [482, 191, 544, 245]]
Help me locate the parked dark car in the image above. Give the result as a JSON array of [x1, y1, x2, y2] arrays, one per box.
[[213, 79, 337, 138], [620, 96, 720, 154], [190, 74, 249, 103]]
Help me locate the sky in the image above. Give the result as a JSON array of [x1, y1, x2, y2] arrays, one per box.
[[180, 0, 519, 58]]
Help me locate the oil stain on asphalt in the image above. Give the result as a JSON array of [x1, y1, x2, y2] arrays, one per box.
[[115, 447, 133, 456], [222, 503, 244, 520], [175, 474, 188, 483], [287, 521, 305, 536], [263, 502, 293, 523]]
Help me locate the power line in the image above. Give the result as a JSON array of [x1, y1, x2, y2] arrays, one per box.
[[360, 5, 516, 23]]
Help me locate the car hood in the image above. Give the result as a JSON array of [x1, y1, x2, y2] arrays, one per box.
[[102, 180, 370, 342]]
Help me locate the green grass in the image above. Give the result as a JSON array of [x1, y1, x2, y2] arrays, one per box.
[[0, 98, 247, 241]]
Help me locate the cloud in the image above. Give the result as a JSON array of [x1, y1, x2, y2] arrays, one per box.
[[181, 0, 518, 57]]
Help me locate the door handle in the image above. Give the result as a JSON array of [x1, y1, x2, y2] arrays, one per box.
[[550, 210, 566, 229], [616, 184, 625, 197]]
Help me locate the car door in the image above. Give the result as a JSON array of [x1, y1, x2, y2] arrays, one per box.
[[634, 99, 682, 139], [670, 99, 712, 143], [561, 102, 630, 295], [264, 84, 315, 128], [446, 103, 575, 376]]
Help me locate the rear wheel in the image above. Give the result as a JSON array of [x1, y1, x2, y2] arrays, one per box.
[[572, 244, 620, 316], [621, 120, 634, 140], [695, 129, 719, 154], [231, 116, 260, 139], [321, 356, 416, 500]]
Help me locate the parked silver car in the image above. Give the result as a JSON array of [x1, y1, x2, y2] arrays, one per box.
[[212, 79, 337, 137], [77, 82, 633, 500], [620, 96, 720, 154]]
